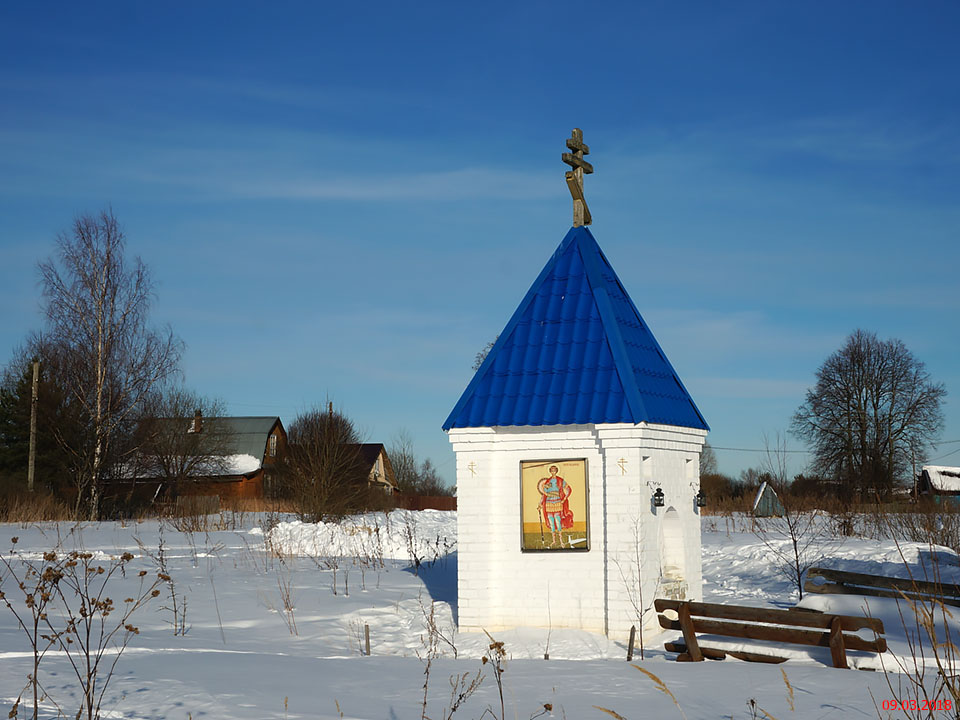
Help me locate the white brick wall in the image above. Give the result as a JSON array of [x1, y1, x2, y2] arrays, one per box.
[[449, 423, 707, 641]]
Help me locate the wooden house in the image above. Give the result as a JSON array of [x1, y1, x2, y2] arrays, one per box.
[[124, 415, 287, 502], [916, 465, 960, 505], [179, 416, 286, 499], [351, 443, 399, 494]]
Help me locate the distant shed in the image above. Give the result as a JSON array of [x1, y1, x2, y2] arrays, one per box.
[[917, 465, 960, 505], [752, 481, 784, 518]]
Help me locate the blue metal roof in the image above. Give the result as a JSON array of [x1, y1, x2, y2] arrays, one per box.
[[443, 226, 708, 431]]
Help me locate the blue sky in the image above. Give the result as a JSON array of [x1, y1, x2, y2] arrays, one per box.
[[1, 2, 958, 484]]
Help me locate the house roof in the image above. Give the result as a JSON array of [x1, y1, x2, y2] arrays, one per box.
[[354, 443, 386, 469], [219, 417, 282, 460], [443, 226, 708, 431], [124, 416, 283, 481], [351, 443, 398, 488], [921, 465, 960, 493], [752, 481, 784, 517]]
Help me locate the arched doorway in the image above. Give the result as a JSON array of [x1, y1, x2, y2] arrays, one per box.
[[659, 507, 687, 600]]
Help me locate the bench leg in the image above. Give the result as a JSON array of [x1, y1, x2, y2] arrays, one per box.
[[828, 616, 848, 669], [678, 603, 704, 662]]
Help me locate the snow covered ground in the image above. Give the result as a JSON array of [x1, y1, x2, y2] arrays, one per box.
[[0, 510, 955, 719]]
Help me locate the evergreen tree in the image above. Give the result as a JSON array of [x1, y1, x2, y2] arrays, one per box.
[[0, 352, 78, 495]]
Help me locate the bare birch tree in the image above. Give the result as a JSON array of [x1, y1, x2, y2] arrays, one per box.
[[39, 209, 181, 519]]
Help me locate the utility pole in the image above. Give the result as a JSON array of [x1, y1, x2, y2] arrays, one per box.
[[912, 447, 917, 502], [27, 360, 39, 492]]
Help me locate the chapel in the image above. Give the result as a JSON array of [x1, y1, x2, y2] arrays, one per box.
[[444, 131, 709, 638]]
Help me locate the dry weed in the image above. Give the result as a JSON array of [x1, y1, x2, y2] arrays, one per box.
[[0, 491, 73, 523], [631, 665, 687, 720]]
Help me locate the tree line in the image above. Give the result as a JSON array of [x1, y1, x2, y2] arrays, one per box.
[[0, 209, 450, 520], [702, 329, 946, 505]]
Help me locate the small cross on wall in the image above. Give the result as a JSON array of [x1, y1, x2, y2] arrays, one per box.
[[617, 457, 628, 475], [467, 461, 478, 477], [562, 128, 594, 227]]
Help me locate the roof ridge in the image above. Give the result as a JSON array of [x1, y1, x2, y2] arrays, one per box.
[[574, 228, 649, 424]]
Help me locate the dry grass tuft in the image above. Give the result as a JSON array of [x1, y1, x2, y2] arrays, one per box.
[[781, 669, 794, 712], [0, 490, 73, 523], [593, 707, 628, 720], [631, 665, 687, 720]]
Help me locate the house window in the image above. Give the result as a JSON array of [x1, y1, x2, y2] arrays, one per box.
[[268, 435, 277, 457]]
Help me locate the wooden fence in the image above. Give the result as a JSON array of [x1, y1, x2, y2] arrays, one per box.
[[395, 495, 457, 511]]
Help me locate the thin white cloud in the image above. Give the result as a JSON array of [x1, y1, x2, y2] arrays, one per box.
[[216, 167, 556, 201], [644, 308, 844, 362], [611, 115, 960, 173], [819, 286, 960, 312], [0, 69, 426, 117], [749, 117, 960, 167], [0, 120, 556, 203], [688, 376, 811, 400]]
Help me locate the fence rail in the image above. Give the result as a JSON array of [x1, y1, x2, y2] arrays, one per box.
[[394, 495, 457, 511]]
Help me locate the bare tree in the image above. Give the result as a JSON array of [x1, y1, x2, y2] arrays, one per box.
[[39, 209, 182, 519], [699, 441, 718, 477], [388, 429, 454, 496], [752, 433, 841, 601], [132, 387, 231, 499], [389, 428, 420, 492], [278, 403, 370, 522], [792, 329, 945, 498], [412, 458, 453, 496], [472, 335, 498, 372]]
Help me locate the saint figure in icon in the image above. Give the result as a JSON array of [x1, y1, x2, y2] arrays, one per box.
[[537, 465, 574, 548]]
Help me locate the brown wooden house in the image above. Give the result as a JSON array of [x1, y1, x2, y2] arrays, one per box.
[[352, 443, 399, 494], [121, 415, 287, 502], [177, 416, 287, 499], [916, 465, 960, 506]]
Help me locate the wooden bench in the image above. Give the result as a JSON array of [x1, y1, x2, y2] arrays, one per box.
[[805, 566, 960, 608], [655, 598, 886, 669]]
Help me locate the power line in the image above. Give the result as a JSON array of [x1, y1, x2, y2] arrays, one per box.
[[710, 439, 960, 455], [710, 445, 810, 454], [930, 447, 960, 462]]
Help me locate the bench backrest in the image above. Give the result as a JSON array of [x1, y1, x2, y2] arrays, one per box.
[[805, 566, 960, 607], [654, 598, 886, 657]]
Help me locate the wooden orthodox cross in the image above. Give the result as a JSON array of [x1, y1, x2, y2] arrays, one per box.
[[562, 128, 594, 227]]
